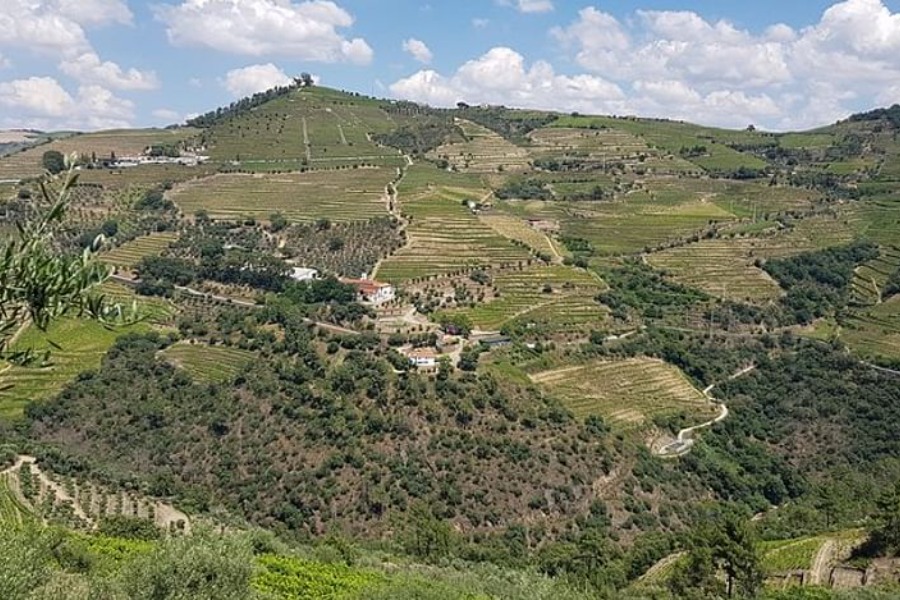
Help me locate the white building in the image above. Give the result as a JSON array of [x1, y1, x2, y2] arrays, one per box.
[[341, 278, 395, 304], [290, 267, 320, 282], [407, 347, 437, 369]]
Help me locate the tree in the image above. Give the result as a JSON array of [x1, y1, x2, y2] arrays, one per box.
[[41, 150, 65, 175], [869, 481, 900, 556], [0, 159, 120, 364], [669, 514, 763, 599]]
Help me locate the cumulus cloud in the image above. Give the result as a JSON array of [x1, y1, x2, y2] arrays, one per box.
[[545, 0, 900, 128], [402, 38, 433, 64], [391, 47, 626, 115], [59, 52, 159, 90], [223, 63, 293, 97], [0, 76, 134, 129], [155, 0, 374, 65], [498, 0, 554, 14]]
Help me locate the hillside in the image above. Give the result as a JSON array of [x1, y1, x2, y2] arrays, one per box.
[[2, 85, 900, 597]]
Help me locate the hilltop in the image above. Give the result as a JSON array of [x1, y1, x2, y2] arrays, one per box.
[[2, 83, 900, 597]]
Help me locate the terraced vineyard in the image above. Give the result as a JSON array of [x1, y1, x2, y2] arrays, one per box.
[[0, 475, 32, 525], [446, 264, 606, 331], [841, 296, 900, 361], [0, 318, 148, 418], [170, 168, 391, 222], [428, 119, 530, 173], [551, 115, 769, 172], [204, 87, 401, 169], [648, 214, 858, 301], [850, 244, 900, 306], [478, 213, 560, 258], [0, 128, 200, 181], [528, 357, 715, 429], [160, 342, 256, 383], [376, 188, 531, 282], [102, 232, 179, 268]]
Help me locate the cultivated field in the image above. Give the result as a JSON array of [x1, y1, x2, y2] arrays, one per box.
[[205, 87, 401, 169], [841, 296, 900, 361], [428, 119, 530, 173], [447, 264, 606, 331], [0, 319, 146, 418], [102, 232, 179, 268], [169, 167, 392, 222], [648, 214, 858, 301], [0, 128, 200, 181], [529, 357, 715, 429], [850, 244, 900, 306], [160, 342, 256, 383], [478, 213, 561, 258], [376, 187, 532, 282]]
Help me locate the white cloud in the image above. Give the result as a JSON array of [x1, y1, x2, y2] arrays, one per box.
[[155, 0, 374, 65], [498, 0, 554, 14], [472, 18, 490, 29], [59, 52, 159, 90], [223, 63, 293, 98], [54, 0, 133, 27], [543, 0, 900, 129], [0, 53, 9, 69], [390, 47, 625, 115], [402, 38, 433, 64], [0, 76, 134, 130]]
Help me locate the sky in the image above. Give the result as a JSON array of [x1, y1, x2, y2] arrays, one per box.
[[1, 0, 899, 132]]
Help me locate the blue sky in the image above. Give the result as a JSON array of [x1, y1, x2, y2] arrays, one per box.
[[1, 0, 899, 131]]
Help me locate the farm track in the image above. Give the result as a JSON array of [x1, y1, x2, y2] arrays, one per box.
[[810, 540, 837, 586], [110, 274, 361, 336], [655, 364, 756, 457]]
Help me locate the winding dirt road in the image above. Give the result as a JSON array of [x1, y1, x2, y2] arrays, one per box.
[[656, 365, 756, 457]]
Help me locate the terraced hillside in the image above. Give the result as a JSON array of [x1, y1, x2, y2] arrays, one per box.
[[444, 264, 607, 332], [169, 167, 392, 222], [160, 341, 256, 383], [0, 455, 189, 532], [202, 86, 404, 170], [428, 119, 531, 173], [376, 186, 531, 282], [529, 357, 715, 430], [102, 232, 179, 269], [0, 128, 200, 181]]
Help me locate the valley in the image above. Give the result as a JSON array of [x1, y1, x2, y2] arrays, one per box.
[[2, 83, 900, 598]]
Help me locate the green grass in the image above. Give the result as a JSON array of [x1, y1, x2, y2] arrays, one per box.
[[528, 357, 715, 430], [102, 232, 179, 268], [253, 553, 382, 599], [0, 318, 148, 419], [160, 342, 256, 383], [170, 167, 392, 222]]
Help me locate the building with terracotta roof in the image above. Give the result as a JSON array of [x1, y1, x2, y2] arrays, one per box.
[[340, 278, 395, 304]]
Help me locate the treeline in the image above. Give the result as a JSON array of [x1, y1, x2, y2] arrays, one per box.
[[848, 104, 900, 128], [455, 106, 558, 143], [186, 83, 299, 128], [372, 118, 462, 156]]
